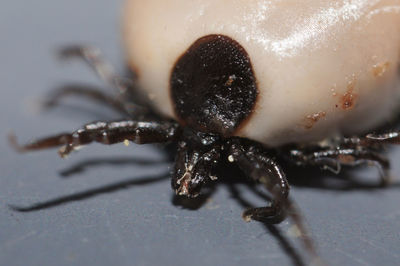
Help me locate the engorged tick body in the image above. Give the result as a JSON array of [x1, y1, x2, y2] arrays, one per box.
[[10, 0, 400, 256], [124, 0, 400, 146]]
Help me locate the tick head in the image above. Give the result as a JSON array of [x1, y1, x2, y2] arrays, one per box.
[[172, 133, 221, 198]]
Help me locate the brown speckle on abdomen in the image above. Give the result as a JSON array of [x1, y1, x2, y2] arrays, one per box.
[[303, 111, 327, 129], [372, 62, 391, 78], [339, 76, 358, 110]]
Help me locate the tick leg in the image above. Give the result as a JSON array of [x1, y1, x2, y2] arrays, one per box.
[[44, 84, 130, 116], [288, 147, 390, 186], [227, 140, 289, 222], [10, 120, 180, 158], [58, 46, 151, 117], [227, 139, 316, 256], [59, 46, 134, 95], [344, 132, 400, 146]]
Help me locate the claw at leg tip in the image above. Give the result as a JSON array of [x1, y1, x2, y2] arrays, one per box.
[[7, 132, 23, 153], [242, 212, 252, 223], [58, 146, 69, 158]]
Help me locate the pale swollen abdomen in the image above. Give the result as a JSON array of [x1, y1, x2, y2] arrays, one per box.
[[122, 0, 400, 146]]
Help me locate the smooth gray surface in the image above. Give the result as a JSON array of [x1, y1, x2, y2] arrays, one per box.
[[1, 1, 400, 266]]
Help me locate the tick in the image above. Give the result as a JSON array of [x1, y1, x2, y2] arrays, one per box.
[[9, 0, 400, 256]]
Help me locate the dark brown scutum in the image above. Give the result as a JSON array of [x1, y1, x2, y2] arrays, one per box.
[[170, 34, 258, 137]]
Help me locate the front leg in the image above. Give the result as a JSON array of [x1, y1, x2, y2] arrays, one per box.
[[10, 120, 181, 158], [226, 139, 289, 222], [226, 138, 316, 256]]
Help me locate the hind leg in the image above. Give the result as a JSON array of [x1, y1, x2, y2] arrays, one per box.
[[44, 84, 132, 116], [287, 143, 391, 186], [59, 46, 134, 95]]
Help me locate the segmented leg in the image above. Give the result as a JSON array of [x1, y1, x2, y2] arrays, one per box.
[[344, 132, 400, 146], [44, 84, 130, 116], [58, 46, 151, 117], [287, 146, 390, 185], [227, 139, 289, 222], [227, 138, 316, 256], [59, 46, 134, 95], [10, 120, 180, 158]]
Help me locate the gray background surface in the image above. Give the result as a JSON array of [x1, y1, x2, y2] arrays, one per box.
[[1, 1, 400, 265]]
